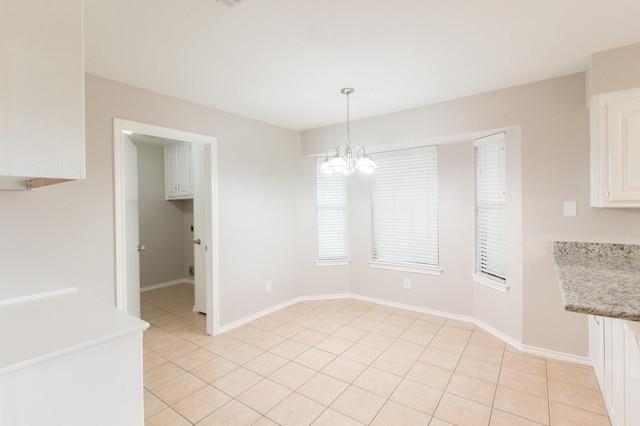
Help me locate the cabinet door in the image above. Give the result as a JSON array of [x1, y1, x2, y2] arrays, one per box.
[[176, 143, 193, 197], [625, 321, 640, 426], [0, 0, 85, 189], [165, 145, 179, 199], [604, 317, 614, 412], [591, 89, 640, 207], [611, 318, 626, 425], [608, 96, 640, 202], [590, 315, 605, 387]]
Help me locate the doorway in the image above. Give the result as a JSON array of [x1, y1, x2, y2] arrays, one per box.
[[113, 118, 220, 335]]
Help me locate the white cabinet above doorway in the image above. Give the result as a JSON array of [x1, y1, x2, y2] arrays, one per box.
[[165, 142, 193, 199]]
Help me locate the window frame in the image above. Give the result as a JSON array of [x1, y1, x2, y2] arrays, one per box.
[[369, 146, 441, 275], [315, 157, 349, 266], [473, 132, 509, 292]]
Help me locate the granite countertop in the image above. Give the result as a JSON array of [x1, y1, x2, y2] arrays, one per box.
[[553, 241, 640, 321]]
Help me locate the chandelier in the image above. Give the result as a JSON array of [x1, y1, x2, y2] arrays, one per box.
[[319, 88, 377, 175]]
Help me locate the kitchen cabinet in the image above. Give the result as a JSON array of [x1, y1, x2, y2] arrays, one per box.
[[0, 0, 85, 190], [590, 88, 640, 207], [0, 288, 148, 425], [165, 142, 193, 199], [589, 315, 640, 426]]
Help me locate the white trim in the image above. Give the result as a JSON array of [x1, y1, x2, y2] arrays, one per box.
[[216, 298, 300, 335], [214, 292, 590, 365], [113, 118, 220, 336], [315, 259, 350, 267], [472, 273, 510, 293], [518, 342, 591, 366], [368, 261, 442, 275], [0, 287, 78, 307], [139, 279, 193, 292], [473, 318, 590, 365], [216, 293, 352, 335]]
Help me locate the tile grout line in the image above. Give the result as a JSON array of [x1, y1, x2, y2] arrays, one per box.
[[143, 286, 608, 425]]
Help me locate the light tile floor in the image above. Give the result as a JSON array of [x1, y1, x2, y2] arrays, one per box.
[[142, 283, 611, 426]]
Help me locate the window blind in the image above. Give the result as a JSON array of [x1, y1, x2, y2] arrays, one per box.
[[475, 133, 506, 282], [316, 158, 348, 260], [371, 146, 439, 267]]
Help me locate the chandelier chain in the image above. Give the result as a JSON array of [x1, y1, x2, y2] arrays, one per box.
[[346, 91, 351, 146]]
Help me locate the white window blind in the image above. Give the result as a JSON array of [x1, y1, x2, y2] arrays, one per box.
[[316, 158, 348, 261], [475, 133, 506, 282], [371, 146, 439, 267]]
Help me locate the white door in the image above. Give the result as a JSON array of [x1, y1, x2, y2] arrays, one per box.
[[193, 144, 206, 314], [124, 135, 141, 317]]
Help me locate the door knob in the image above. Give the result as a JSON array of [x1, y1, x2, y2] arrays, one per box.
[[138, 245, 146, 252], [193, 239, 201, 245]]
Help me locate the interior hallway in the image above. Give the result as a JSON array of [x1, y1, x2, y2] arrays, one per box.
[[141, 284, 610, 425]]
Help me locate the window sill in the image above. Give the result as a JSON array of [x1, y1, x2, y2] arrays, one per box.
[[472, 273, 509, 293], [368, 261, 442, 275], [315, 259, 350, 267]]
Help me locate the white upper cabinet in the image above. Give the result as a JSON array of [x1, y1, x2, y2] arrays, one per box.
[[591, 88, 640, 207], [165, 142, 193, 199], [0, 0, 85, 190]]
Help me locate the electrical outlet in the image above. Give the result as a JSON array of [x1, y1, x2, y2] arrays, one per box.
[[266, 280, 272, 292], [403, 278, 411, 289]]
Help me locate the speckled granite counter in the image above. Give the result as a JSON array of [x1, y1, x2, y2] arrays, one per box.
[[553, 241, 640, 321]]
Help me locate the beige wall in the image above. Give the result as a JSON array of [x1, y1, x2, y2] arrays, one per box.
[[300, 73, 640, 356], [134, 142, 192, 287], [3, 69, 639, 356], [0, 74, 302, 327], [587, 42, 640, 102]]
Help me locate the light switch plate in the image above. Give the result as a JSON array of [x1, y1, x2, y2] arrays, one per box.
[[563, 201, 577, 217]]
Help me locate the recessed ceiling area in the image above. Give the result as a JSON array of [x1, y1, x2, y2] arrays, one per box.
[[83, 0, 640, 131]]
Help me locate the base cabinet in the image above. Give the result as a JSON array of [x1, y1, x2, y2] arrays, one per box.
[[0, 333, 144, 426], [0, 289, 149, 425], [589, 315, 640, 426]]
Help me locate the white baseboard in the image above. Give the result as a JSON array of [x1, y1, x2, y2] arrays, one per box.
[[216, 292, 591, 366], [140, 278, 194, 292], [217, 298, 301, 334]]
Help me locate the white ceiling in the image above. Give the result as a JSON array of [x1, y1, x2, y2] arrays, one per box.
[[84, 0, 640, 131]]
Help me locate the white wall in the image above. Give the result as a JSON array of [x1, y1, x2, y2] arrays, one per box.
[[300, 73, 640, 356]]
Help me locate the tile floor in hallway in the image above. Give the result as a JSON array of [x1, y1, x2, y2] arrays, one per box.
[[142, 283, 610, 426]]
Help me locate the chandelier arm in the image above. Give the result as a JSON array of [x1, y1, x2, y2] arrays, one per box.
[[352, 145, 367, 158]]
